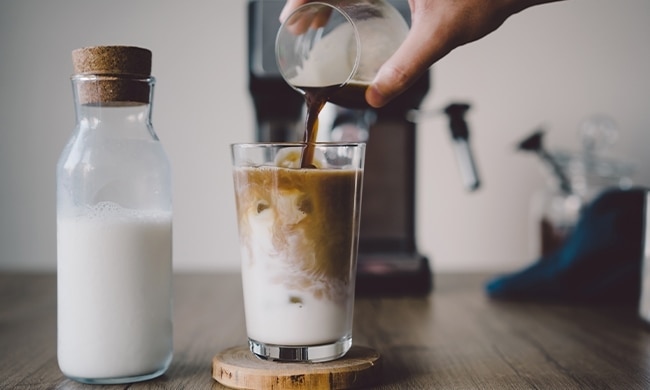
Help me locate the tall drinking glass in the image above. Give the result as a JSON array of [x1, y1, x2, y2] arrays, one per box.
[[231, 143, 365, 362]]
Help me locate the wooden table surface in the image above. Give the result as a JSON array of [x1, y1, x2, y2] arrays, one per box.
[[2, 272, 650, 389]]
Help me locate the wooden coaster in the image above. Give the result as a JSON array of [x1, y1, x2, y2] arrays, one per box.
[[212, 345, 382, 389]]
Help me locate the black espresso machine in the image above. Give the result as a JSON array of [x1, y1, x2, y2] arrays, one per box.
[[247, 0, 480, 295]]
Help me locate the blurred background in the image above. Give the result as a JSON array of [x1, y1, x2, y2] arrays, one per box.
[[1, 0, 649, 274]]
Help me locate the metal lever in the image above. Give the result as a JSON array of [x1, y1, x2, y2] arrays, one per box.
[[444, 103, 481, 191], [517, 129, 572, 195]]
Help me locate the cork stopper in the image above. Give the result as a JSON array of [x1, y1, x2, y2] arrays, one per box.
[[72, 45, 152, 76], [72, 45, 153, 105]]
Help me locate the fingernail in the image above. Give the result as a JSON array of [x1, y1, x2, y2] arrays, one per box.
[[279, 5, 291, 22], [366, 85, 387, 108]]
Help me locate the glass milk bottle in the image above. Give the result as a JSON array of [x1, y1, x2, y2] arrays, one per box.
[[56, 46, 173, 384]]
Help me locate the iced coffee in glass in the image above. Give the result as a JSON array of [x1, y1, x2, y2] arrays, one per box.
[[231, 143, 364, 362]]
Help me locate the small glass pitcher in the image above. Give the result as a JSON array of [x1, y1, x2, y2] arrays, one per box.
[[276, 0, 408, 108]]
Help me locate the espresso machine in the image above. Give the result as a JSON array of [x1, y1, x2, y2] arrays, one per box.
[[248, 0, 479, 295]]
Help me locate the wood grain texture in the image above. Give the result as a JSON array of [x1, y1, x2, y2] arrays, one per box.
[[212, 345, 381, 389], [1, 273, 650, 389]]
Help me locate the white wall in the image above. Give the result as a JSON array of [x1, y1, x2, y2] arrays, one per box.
[[1, 0, 649, 273]]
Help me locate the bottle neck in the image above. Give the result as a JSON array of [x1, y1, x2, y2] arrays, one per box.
[[71, 75, 156, 138]]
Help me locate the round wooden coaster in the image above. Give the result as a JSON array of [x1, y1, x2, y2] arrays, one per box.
[[212, 345, 382, 389]]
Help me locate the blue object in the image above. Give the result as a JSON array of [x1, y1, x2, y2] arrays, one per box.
[[486, 188, 646, 303]]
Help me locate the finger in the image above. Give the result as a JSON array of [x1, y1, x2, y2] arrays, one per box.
[[310, 6, 333, 29], [282, 2, 331, 36], [280, 0, 309, 22], [366, 15, 449, 107], [284, 7, 316, 35]]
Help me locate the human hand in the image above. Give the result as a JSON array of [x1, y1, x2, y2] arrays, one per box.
[[280, 0, 562, 108]]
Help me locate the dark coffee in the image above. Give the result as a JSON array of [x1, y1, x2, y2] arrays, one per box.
[[298, 82, 370, 167]]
